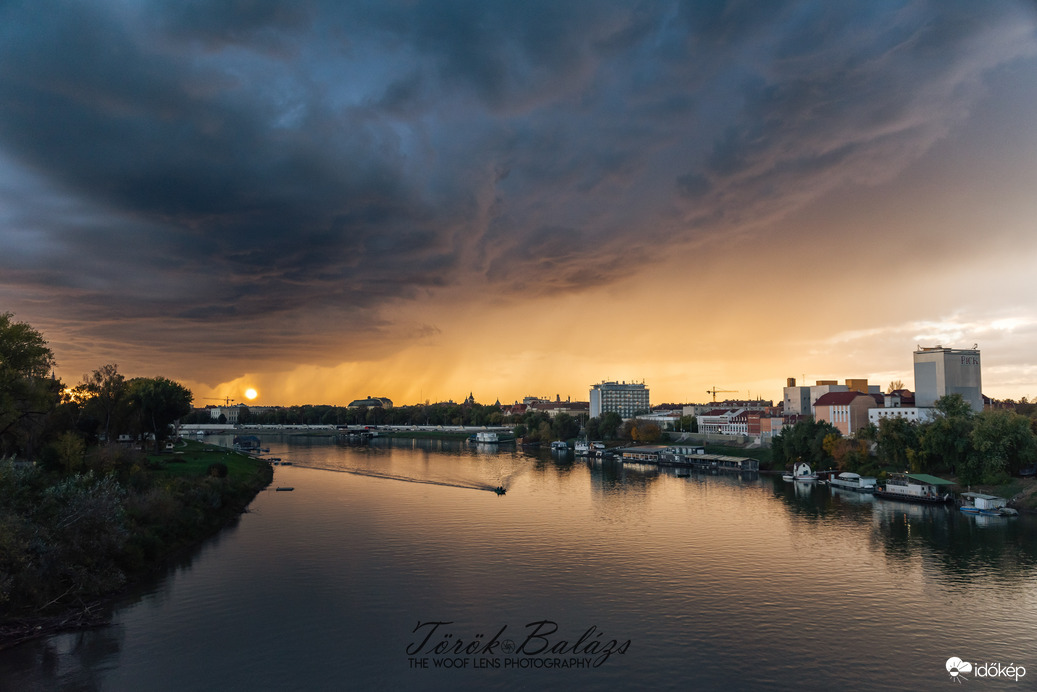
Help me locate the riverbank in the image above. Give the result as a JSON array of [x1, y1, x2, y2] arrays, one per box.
[[0, 441, 272, 650]]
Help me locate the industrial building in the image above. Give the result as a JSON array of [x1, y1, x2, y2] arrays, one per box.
[[913, 346, 983, 413]]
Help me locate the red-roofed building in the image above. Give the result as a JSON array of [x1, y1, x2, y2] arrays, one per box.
[[501, 403, 529, 417], [814, 392, 883, 436]]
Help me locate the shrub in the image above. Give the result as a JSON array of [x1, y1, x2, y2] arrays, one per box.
[[207, 462, 229, 478]]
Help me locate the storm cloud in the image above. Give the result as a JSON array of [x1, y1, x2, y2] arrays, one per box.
[[1, 1, 1036, 389]]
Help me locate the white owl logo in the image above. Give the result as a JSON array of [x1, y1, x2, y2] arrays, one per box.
[[946, 657, 973, 682]]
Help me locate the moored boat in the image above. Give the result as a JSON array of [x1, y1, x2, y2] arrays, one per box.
[[551, 440, 568, 451], [874, 473, 954, 503], [959, 492, 1017, 516], [829, 472, 877, 492], [783, 461, 818, 482]]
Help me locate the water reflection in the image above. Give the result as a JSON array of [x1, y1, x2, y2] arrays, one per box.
[[2, 436, 1035, 691]]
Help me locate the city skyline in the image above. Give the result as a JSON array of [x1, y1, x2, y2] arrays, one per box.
[[3, 2, 1037, 406]]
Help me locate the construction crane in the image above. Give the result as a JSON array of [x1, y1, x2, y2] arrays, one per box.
[[706, 387, 737, 403], [203, 397, 236, 406]]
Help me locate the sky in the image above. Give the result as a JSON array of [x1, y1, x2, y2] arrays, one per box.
[[3, 1, 1037, 408]]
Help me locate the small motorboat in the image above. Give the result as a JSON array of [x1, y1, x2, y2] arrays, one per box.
[[275, 487, 295, 492]]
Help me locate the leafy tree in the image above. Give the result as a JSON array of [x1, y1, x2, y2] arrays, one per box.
[[126, 377, 193, 451], [0, 313, 60, 457], [52, 431, 87, 474], [82, 363, 126, 443], [822, 433, 870, 472], [919, 394, 975, 474], [876, 417, 919, 471], [772, 418, 841, 470], [551, 413, 580, 441], [598, 412, 623, 441], [935, 393, 975, 419], [631, 421, 662, 443], [855, 422, 878, 443], [969, 409, 1037, 483]]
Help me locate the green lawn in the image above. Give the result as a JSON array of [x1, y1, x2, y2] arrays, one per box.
[[147, 439, 269, 480]]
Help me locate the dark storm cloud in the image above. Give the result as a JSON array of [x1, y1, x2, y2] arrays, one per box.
[[0, 0, 1034, 376]]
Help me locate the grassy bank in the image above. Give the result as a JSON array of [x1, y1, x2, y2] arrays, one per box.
[[0, 440, 271, 648]]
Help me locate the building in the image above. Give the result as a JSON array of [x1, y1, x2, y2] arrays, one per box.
[[636, 410, 682, 429], [782, 377, 880, 417], [913, 345, 983, 413], [813, 391, 883, 436], [682, 400, 773, 417], [347, 396, 394, 409], [783, 378, 847, 416], [589, 381, 650, 418], [867, 389, 936, 425], [208, 405, 242, 424], [696, 408, 749, 435], [528, 399, 590, 419]]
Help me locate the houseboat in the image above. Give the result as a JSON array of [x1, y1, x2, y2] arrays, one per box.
[[574, 440, 604, 455], [551, 440, 568, 452], [783, 461, 818, 482], [959, 492, 1018, 516], [874, 473, 954, 503], [828, 472, 877, 492], [474, 431, 499, 443]]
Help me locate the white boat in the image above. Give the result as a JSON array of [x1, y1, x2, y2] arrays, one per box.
[[959, 492, 1017, 516], [475, 432, 499, 443], [783, 461, 818, 482], [551, 440, 568, 451], [828, 472, 877, 492], [574, 440, 590, 455], [874, 473, 954, 504]]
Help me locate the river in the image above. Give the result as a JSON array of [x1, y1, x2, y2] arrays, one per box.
[[1, 436, 1035, 691]]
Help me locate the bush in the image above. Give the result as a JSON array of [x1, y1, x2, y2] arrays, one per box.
[[207, 462, 229, 478]]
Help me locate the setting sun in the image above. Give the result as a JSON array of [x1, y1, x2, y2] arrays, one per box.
[[245, 388, 258, 400]]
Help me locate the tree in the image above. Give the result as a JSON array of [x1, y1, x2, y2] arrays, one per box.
[[919, 394, 975, 474], [969, 409, 1037, 483], [876, 417, 919, 471], [772, 419, 841, 469], [631, 421, 662, 443], [822, 433, 870, 472], [52, 430, 87, 473], [935, 393, 975, 419], [0, 313, 60, 457], [126, 377, 193, 451], [598, 412, 623, 441], [82, 363, 126, 443], [886, 380, 905, 394], [551, 413, 580, 441]]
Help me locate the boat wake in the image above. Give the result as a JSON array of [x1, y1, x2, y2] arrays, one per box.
[[288, 463, 505, 494]]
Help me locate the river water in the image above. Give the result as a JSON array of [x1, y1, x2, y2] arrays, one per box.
[[2, 436, 1035, 691]]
